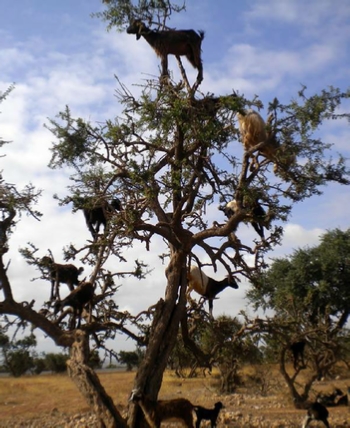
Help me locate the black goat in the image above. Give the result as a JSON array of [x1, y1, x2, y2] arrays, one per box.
[[54, 281, 94, 329], [194, 401, 224, 427], [317, 388, 345, 407], [220, 199, 269, 239], [290, 340, 306, 370], [129, 389, 195, 428], [187, 266, 239, 317], [126, 19, 204, 83], [75, 197, 122, 240], [41, 256, 84, 301], [302, 402, 330, 428]]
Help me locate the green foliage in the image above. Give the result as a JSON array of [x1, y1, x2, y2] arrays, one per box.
[[44, 352, 69, 373], [248, 228, 350, 324], [0, 333, 37, 377], [118, 348, 144, 370], [93, 0, 186, 31], [88, 350, 103, 369], [245, 229, 350, 402], [32, 356, 46, 375]]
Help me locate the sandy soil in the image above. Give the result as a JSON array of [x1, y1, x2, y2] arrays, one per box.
[[0, 369, 349, 427]]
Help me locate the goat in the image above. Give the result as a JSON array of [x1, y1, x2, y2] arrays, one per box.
[[40, 256, 84, 301], [126, 19, 204, 83], [194, 401, 224, 428], [237, 109, 294, 173], [54, 281, 94, 329], [290, 340, 306, 370], [220, 199, 269, 239], [75, 197, 122, 240], [317, 388, 345, 407], [129, 389, 195, 428], [302, 402, 330, 428], [187, 265, 239, 317]]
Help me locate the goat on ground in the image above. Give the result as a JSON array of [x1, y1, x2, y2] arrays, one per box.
[[290, 340, 306, 370], [54, 281, 94, 329], [75, 197, 122, 240], [220, 199, 269, 239], [187, 265, 239, 317], [302, 402, 330, 428], [194, 401, 224, 428], [237, 109, 294, 173], [126, 19, 204, 83], [317, 388, 345, 407], [129, 389, 195, 428], [40, 256, 84, 301]]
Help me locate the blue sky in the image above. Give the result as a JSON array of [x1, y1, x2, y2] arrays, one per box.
[[1, 0, 350, 354]]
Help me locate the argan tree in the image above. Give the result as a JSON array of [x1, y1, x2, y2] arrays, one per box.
[[1, 1, 350, 426], [246, 228, 350, 405]]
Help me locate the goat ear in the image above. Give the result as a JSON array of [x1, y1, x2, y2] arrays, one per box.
[[136, 33, 141, 40]]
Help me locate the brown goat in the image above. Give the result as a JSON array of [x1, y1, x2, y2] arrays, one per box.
[[187, 266, 239, 317], [129, 389, 195, 428], [126, 19, 204, 83], [237, 109, 294, 173], [41, 256, 84, 301]]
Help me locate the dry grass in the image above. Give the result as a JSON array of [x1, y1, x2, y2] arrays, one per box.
[[0, 366, 350, 427]]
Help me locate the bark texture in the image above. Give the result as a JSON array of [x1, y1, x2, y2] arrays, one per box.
[[67, 330, 127, 428]]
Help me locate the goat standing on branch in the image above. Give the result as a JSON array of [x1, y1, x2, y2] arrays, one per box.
[[220, 199, 270, 240], [290, 340, 306, 370], [237, 109, 295, 174], [54, 281, 94, 329], [187, 265, 239, 317], [74, 196, 122, 241], [129, 389, 195, 428], [40, 256, 84, 301], [126, 19, 204, 84]]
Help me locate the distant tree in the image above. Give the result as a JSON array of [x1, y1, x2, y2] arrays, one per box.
[[194, 315, 262, 393], [44, 352, 69, 373], [0, 334, 37, 377], [32, 355, 46, 375], [88, 350, 103, 369], [247, 228, 350, 405], [118, 349, 143, 371]]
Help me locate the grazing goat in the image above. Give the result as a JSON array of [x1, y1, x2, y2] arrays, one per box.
[[41, 256, 84, 301], [187, 265, 239, 317], [75, 197, 122, 240], [302, 402, 330, 428], [221, 199, 269, 239], [54, 281, 94, 329], [129, 389, 195, 428], [317, 388, 345, 407], [126, 19, 204, 83], [237, 109, 294, 173], [194, 401, 224, 428], [290, 340, 306, 370]]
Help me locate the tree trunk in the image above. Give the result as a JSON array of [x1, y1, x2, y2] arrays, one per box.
[[127, 251, 187, 427], [67, 329, 127, 428]]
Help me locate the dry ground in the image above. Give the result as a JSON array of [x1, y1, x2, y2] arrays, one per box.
[[0, 365, 349, 427]]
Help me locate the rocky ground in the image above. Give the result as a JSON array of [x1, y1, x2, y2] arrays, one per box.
[[1, 369, 350, 427], [2, 392, 350, 427]]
